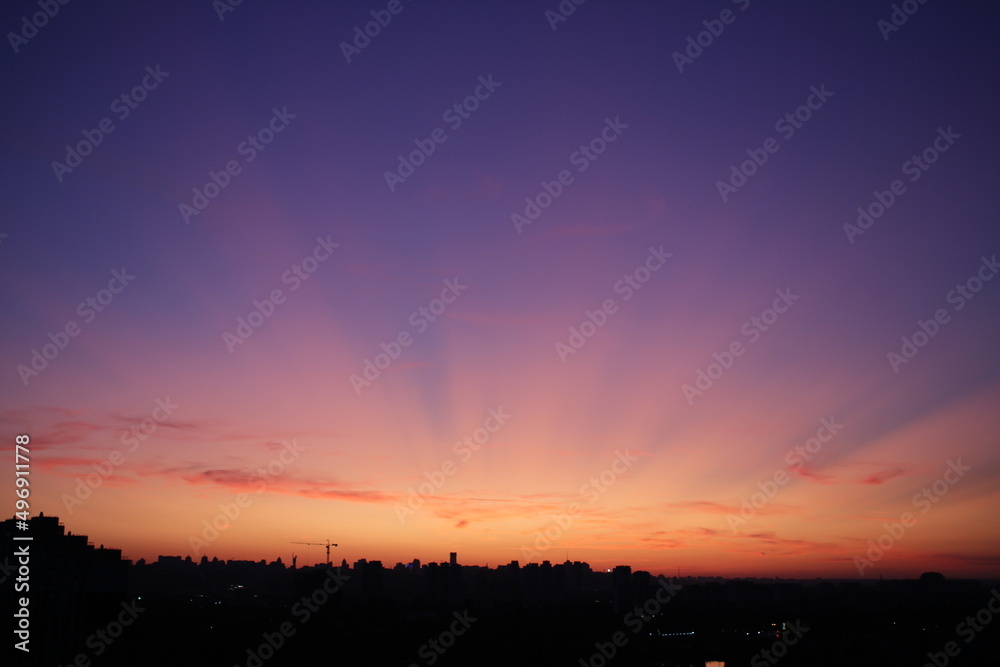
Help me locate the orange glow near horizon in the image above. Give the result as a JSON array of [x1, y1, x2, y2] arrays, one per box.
[[14, 325, 1000, 579], [3, 22, 999, 580]]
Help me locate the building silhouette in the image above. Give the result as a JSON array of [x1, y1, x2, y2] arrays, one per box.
[[4, 515, 999, 666], [1, 514, 129, 666]]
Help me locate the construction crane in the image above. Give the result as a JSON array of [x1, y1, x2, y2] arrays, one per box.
[[291, 540, 338, 566]]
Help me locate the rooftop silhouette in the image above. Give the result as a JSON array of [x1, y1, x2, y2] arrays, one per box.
[[4, 514, 998, 667]]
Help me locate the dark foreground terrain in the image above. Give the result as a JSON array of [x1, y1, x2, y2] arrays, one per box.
[[4, 516, 999, 666]]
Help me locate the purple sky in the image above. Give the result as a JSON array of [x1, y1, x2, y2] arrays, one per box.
[[1, 0, 999, 577]]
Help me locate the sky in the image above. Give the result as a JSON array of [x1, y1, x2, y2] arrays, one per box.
[[1, 0, 999, 579]]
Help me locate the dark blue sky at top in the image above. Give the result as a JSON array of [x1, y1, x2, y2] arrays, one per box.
[[2, 0, 998, 409]]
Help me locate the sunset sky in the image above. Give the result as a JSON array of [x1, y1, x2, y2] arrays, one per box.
[[2, 0, 999, 579]]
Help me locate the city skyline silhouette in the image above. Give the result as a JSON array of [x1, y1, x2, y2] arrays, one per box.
[[3, 0, 999, 665]]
